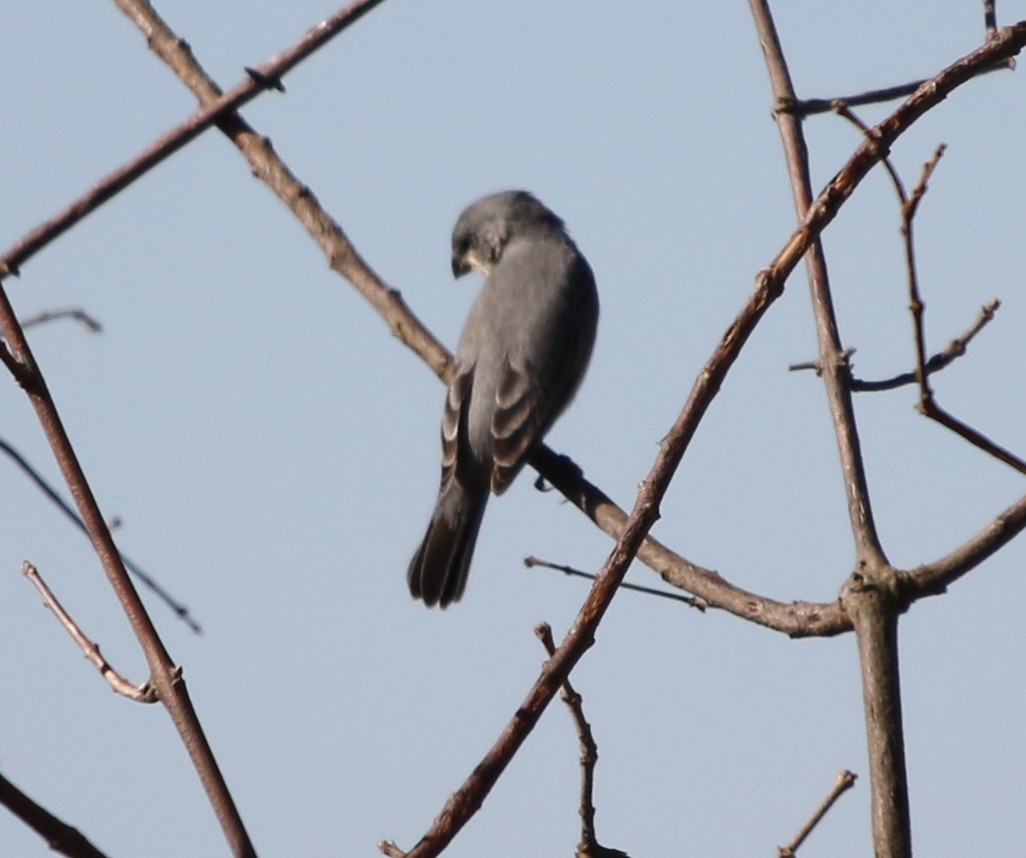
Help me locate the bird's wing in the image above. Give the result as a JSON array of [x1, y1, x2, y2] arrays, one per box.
[[490, 353, 558, 494], [440, 363, 474, 490]]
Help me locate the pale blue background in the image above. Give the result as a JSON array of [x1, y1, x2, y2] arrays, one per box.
[[2, 2, 1025, 856]]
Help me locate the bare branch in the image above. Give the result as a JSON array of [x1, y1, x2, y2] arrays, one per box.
[[0, 771, 109, 858], [777, 62, 1009, 118], [778, 770, 857, 857], [524, 555, 705, 609], [23, 562, 159, 702], [903, 490, 1026, 599], [838, 100, 1026, 476], [847, 299, 1000, 392], [535, 624, 631, 858], [0, 0, 389, 282], [0, 280, 252, 854], [19, 308, 103, 333], [840, 574, 911, 858], [0, 435, 202, 632], [752, 2, 887, 567], [778, 0, 1014, 120]]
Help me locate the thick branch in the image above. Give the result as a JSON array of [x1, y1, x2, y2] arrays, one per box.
[[840, 573, 911, 858]]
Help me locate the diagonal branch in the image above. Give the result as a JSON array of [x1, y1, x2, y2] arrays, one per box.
[[0, 771, 109, 858], [0, 435, 201, 632], [0, 0, 389, 282], [0, 285, 254, 854], [778, 770, 857, 857]]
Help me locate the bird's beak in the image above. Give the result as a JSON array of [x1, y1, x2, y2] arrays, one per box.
[[451, 254, 470, 278]]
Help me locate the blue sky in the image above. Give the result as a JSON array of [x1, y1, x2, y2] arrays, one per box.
[[2, 2, 1025, 856]]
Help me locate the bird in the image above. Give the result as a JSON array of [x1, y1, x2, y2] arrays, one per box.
[[407, 190, 599, 608]]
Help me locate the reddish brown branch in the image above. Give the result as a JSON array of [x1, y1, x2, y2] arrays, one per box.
[[0, 281, 254, 855], [778, 770, 857, 857], [0, 0, 389, 281], [534, 624, 630, 858], [0, 771, 109, 858]]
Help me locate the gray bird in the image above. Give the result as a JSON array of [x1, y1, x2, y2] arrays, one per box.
[[408, 190, 599, 607]]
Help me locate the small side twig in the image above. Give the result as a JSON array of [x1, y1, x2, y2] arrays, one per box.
[[535, 624, 629, 858], [777, 59, 1010, 118], [835, 104, 1026, 476], [19, 308, 103, 333], [0, 435, 201, 633], [792, 299, 1000, 392], [0, 770, 110, 858], [524, 556, 706, 610], [23, 562, 159, 703], [778, 769, 857, 857]]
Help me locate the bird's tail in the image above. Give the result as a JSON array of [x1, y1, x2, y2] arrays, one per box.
[[407, 484, 489, 608]]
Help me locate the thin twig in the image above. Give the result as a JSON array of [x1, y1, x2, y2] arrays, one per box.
[[0, 770, 110, 858], [23, 562, 159, 702], [778, 770, 857, 856], [846, 299, 1000, 392], [535, 624, 630, 858], [18, 308, 103, 333], [0, 435, 202, 633], [778, 61, 1009, 117], [753, 3, 889, 568], [837, 103, 1026, 475], [524, 555, 705, 609]]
